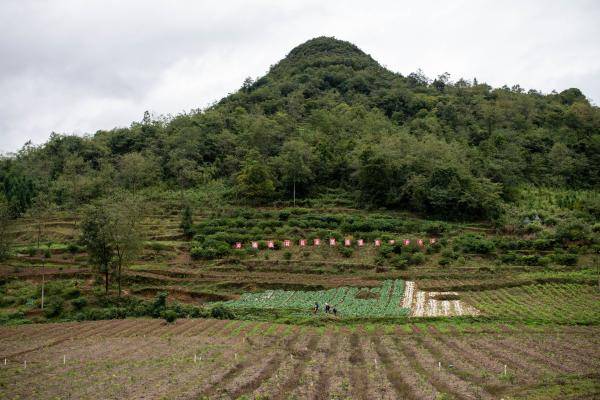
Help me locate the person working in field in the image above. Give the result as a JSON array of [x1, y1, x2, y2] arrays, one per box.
[[324, 303, 330, 313], [314, 302, 319, 314], [332, 307, 337, 316]]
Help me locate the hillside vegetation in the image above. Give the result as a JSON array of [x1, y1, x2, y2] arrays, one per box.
[[0, 36, 599, 400], [1, 37, 598, 221]]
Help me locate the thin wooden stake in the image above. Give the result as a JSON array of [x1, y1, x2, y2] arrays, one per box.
[[438, 361, 441, 370], [63, 355, 66, 365], [194, 354, 197, 363], [504, 364, 507, 375], [24, 360, 26, 369], [4, 358, 6, 365]]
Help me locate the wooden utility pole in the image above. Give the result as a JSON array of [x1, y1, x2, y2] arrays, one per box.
[[35, 210, 45, 310]]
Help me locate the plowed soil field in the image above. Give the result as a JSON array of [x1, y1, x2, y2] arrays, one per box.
[[1, 319, 598, 400]]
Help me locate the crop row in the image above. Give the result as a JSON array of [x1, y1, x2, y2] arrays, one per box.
[[219, 279, 409, 318]]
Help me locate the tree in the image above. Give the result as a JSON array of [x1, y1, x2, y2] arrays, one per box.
[[180, 202, 194, 239], [276, 140, 314, 205], [27, 195, 54, 309], [117, 152, 159, 194], [81, 204, 114, 294], [235, 150, 275, 204], [80, 195, 143, 296], [107, 195, 143, 297], [548, 142, 576, 185], [0, 195, 13, 261]]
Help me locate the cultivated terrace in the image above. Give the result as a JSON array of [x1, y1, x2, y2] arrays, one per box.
[[0, 37, 598, 399]]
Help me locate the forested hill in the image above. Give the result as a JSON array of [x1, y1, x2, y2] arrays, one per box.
[[1, 36, 599, 220]]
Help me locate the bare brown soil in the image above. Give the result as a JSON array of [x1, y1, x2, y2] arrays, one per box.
[[0, 319, 598, 399]]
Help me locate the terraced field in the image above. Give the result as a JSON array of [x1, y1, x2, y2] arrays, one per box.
[[0, 319, 598, 400], [220, 279, 409, 318], [2, 205, 599, 399]]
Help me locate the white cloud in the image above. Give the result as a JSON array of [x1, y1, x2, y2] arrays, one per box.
[[1, 0, 598, 153]]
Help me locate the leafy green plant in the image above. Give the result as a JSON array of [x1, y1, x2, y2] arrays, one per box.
[[211, 305, 235, 320], [338, 246, 354, 258], [163, 310, 177, 323], [191, 239, 231, 260], [71, 297, 87, 310], [456, 233, 495, 254]]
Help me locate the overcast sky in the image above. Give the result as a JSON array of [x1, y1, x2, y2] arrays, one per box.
[[1, 0, 599, 154]]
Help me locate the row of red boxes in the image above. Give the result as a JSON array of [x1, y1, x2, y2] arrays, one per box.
[[233, 238, 437, 249]]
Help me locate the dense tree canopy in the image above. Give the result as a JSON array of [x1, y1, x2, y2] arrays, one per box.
[[1, 37, 598, 219]]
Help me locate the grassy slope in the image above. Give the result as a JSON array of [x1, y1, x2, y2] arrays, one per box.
[[1, 188, 598, 327]]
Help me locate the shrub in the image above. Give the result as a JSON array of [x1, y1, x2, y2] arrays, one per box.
[[71, 297, 87, 310], [163, 310, 177, 323], [522, 220, 543, 234], [44, 297, 64, 318], [211, 305, 235, 320], [438, 257, 451, 266], [378, 244, 394, 258], [26, 247, 37, 257], [555, 220, 590, 243], [500, 252, 518, 264], [519, 255, 540, 266], [552, 252, 578, 266], [148, 242, 171, 252], [457, 234, 495, 254], [245, 247, 259, 257], [67, 243, 81, 254], [0, 295, 17, 307], [338, 246, 354, 258], [64, 287, 81, 299], [441, 249, 459, 260], [496, 238, 529, 250], [424, 222, 448, 236], [391, 243, 404, 254], [538, 256, 551, 266], [44, 248, 52, 258], [283, 251, 292, 260], [190, 239, 231, 260], [410, 252, 426, 265], [151, 292, 168, 317], [387, 254, 406, 269], [533, 238, 555, 250], [374, 254, 386, 266]]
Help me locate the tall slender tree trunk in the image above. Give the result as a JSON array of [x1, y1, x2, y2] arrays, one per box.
[[117, 261, 122, 297], [293, 179, 296, 207], [37, 226, 45, 309], [41, 258, 45, 309], [105, 267, 109, 294]]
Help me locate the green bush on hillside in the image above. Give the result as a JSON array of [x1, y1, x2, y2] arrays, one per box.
[[456, 233, 496, 254], [211, 305, 235, 320], [191, 239, 231, 260], [555, 219, 591, 243]]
